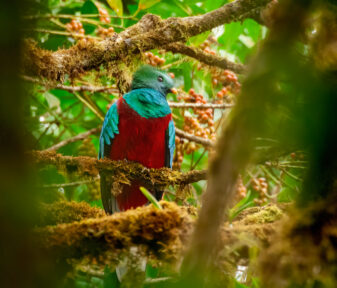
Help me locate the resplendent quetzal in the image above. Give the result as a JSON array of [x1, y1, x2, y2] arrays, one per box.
[[98, 65, 176, 214]]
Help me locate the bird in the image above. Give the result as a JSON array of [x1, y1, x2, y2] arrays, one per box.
[[98, 65, 176, 214]]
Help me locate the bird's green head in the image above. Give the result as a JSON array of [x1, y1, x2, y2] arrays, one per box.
[[131, 65, 175, 97]]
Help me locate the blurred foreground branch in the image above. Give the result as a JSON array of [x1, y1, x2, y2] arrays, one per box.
[[36, 201, 284, 266], [180, 1, 310, 285]]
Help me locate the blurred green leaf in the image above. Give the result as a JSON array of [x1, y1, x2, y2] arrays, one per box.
[[139, 0, 160, 10], [140, 187, 162, 209], [277, 187, 296, 202], [107, 0, 123, 16]]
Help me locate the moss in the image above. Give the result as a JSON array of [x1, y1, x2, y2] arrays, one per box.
[[30, 150, 207, 189], [239, 204, 283, 225], [259, 197, 337, 287], [22, 38, 107, 81], [34, 199, 286, 283], [38, 201, 105, 226], [35, 201, 193, 264]]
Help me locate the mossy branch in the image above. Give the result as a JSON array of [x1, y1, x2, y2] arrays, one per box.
[[29, 150, 207, 188], [35, 201, 284, 266], [22, 0, 271, 80], [38, 201, 105, 226], [165, 43, 246, 74], [35, 201, 193, 263]]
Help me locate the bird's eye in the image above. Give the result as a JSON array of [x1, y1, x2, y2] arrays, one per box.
[[158, 76, 163, 82]]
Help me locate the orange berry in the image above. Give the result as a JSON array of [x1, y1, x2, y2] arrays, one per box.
[[168, 72, 175, 79], [188, 88, 195, 95], [221, 87, 228, 94], [217, 91, 224, 98]]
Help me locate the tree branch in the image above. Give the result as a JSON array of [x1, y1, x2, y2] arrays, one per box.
[[29, 150, 207, 188], [44, 118, 216, 152], [44, 128, 100, 151], [175, 127, 215, 148], [35, 201, 283, 266], [22, 75, 119, 93], [168, 101, 234, 109], [22, 0, 271, 80], [35, 201, 193, 262], [165, 43, 246, 74]]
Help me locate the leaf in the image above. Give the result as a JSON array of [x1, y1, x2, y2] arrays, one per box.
[[107, 0, 123, 16], [81, 0, 99, 14], [140, 187, 162, 210], [44, 91, 60, 109], [138, 0, 160, 10]]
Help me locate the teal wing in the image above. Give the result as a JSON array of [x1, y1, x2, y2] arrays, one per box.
[[165, 119, 175, 168], [99, 102, 119, 159], [98, 101, 119, 214]]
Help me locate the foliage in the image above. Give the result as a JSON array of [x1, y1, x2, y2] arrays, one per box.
[[21, 0, 315, 287]]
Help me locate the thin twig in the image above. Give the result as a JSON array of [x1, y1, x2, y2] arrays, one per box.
[[169, 101, 234, 109], [22, 75, 119, 93], [165, 43, 246, 74], [27, 28, 100, 39], [23, 13, 137, 20], [175, 128, 214, 148], [45, 128, 100, 151], [40, 176, 99, 188], [73, 92, 104, 121]]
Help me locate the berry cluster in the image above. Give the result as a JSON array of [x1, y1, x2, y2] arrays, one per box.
[[173, 136, 184, 170], [236, 175, 247, 199], [251, 177, 269, 205], [98, 7, 111, 24], [200, 38, 216, 53], [198, 39, 241, 103], [212, 69, 241, 102], [144, 52, 165, 66], [66, 19, 85, 35], [173, 88, 217, 169], [181, 89, 216, 140], [216, 87, 228, 99], [97, 26, 115, 38]]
